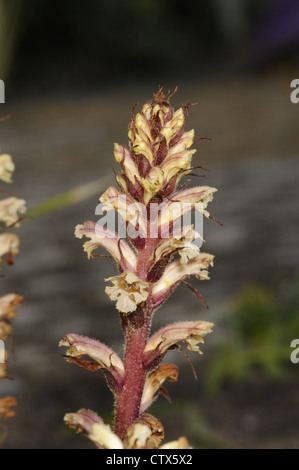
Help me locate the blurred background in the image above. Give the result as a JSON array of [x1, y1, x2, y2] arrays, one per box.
[[0, 0, 299, 449]]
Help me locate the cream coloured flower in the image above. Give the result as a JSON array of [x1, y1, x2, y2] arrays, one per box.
[[105, 270, 149, 313], [141, 167, 165, 205], [0, 154, 15, 183], [59, 333, 124, 378], [0, 197, 26, 227], [160, 437, 190, 449], [0, 233, 20, 261], [64, 408, 190, 449], [89, 422, 124, 449], [140, 363, 179, 414], [114, 143, 141, 188], [160, 108, 185, 144], [153, 226, 202, 264], [152, 253, 214, 301], [143, 320, 214, 369], [75, 221, 137, 273], [0, 293, 24, 320], [158, 186, 217, 237], [99, 186, 146, 238]]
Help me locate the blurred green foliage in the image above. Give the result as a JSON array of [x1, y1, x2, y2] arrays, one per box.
[[205, 281, 299, 392]]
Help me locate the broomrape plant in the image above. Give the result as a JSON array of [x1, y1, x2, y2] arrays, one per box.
[[60, 89, 218, 449]]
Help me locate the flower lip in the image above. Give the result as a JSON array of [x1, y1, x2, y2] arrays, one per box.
[[143, 320, 214, 370], [140, 363, 179, 414], [0, 154, 15, 183], [75, 220, 137, 272], [105, 270, 149, 313]]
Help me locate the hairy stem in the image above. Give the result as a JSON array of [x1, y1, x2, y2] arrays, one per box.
[[114, 238, 156, 438], [113, 315, 150, 438]]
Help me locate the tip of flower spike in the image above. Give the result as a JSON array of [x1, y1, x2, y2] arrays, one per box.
[[153, 86, 178, 105]]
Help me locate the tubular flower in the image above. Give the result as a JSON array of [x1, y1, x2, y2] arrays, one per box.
[[64, 408, 190, 449], [0, 154, 15, 184], [0, 197, 26, 227], [143, 321, 214, 370], [75, 221, 137, 272], [0, 233, 20, 263], [62, 88, 220, 448], [140, 363, 179, 413], [105, 271, 149, 313], [59, 334, 125, 393]]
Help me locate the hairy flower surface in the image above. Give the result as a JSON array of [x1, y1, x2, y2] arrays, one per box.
[[75, 221, 137, 272], [105, 271, 149, 313], [62, 89, 219, 448]]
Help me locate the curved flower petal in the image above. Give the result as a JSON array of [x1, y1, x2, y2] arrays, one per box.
[[0, 154, 15, 183], [141, 167, 164, 204], [160, 108, 185, 144], [161, 129, 195, 182], [127, 423, 152, 449], [153, 226, 202, 264], [0, 293, 24, 320], [99, 186, 146, 238], [0, 197, 26, 227], [59, 333, 125, 392], [105, 270, 149, 313], [132, 133, 154, 164], [64, 408, 104, 434], [0, 233, 20, 261], [158, 186, 217, 236], [90, 422, 124, 449], [0, 349, 8, 378], [143, 321, 214, 369], [0, 293, 23, 341], [152, 253, 214, 307], [135, 113, 154, 145], [127, 414, 165, 449], [161, 149, 196, 183], [160, 437, 190, 449], [75, 220, 137, 272], [114, 143, 141, 186], [140, 363, 179, 414]]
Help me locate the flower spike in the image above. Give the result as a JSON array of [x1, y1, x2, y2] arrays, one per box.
[[64, 88, 220, 448]]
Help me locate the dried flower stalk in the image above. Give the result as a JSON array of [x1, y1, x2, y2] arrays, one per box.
[[0, 146, 26, 439], [60, 89, 218, 449]]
